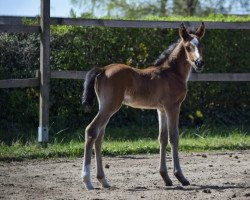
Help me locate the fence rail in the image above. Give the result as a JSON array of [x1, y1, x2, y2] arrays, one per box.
[[50, 18, 250, 29], [1, 16, 250, 30], [189, 73, 250, 81], [1, 72, 250, 89], [0, 78, 39, 88], [0, 25, 40, 33]]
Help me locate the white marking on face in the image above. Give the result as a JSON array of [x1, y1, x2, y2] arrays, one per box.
[[190, 38, 199, 46], [190, 38, 200, 59], [194, 46, 200, 59]]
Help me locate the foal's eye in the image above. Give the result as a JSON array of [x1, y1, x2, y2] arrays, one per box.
[[185, 46, 191, 52]]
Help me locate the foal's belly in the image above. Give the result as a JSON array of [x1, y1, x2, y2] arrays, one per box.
[[122, 94, 160, 110]]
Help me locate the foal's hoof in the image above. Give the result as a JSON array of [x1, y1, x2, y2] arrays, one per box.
[[98, 177, 111, 188], [174, 172, 190, 186], [181, 180, 190, 186], [82, 176, 95, 190], [84, 182, 95, 190], [165, 181, 173, 186], [160, 171, 173, 186]]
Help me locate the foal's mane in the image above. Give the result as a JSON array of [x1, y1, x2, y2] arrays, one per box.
[[153, 41, 180, 67], [154, 28, 197, 67]]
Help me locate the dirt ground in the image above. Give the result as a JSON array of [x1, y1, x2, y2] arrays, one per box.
[[0, 151, 249, 200]]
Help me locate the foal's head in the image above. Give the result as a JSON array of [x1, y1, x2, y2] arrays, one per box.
[[179, 23, 205, 72]]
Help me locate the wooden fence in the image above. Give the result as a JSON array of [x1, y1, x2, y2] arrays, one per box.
[[0, 0, 250, 143]]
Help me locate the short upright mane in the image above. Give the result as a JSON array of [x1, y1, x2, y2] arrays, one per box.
[[154, 28, 196, 67], [154, 41, 179, 67]]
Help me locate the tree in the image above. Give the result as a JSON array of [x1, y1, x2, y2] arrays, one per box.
[[70, 0, 250, 18], [172, 0, 201, 16], [70, 0, 169, 18], [199, 0, 250, 16]]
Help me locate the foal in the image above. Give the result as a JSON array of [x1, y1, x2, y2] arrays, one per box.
[[81, 23, 205, 190]]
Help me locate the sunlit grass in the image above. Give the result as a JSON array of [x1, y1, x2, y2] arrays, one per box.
[[0, 127, 249, 161]]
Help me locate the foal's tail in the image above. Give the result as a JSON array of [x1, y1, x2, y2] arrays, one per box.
[[82, 67, 104, 111]]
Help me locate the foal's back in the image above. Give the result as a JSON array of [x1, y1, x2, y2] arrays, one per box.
[[96, 64, 185, 110]]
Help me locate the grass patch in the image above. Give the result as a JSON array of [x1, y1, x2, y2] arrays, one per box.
[[0, 127, 249, 161]]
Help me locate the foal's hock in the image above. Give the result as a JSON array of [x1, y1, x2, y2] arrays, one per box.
[[81, 22, 205, 190]]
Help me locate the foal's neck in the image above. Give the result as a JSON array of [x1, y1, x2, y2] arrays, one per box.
[[168, 42, 192, 83]]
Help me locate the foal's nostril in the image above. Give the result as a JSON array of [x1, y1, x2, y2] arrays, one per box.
[[200, 60, 204, 67], [195, 59, 204, 68]]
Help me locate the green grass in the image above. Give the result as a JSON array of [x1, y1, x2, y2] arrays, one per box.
[[0, 127, 249, 161]]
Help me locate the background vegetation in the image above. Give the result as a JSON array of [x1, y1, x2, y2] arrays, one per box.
[[70, 0, 250, 18], [0, 15, 249, 145]]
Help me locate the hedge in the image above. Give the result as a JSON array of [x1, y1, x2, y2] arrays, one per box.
[[0, 17, 249, 140]]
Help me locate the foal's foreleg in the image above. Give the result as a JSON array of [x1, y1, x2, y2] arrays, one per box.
[[157, 110, 173, 186], [167, 106, 190, 186]]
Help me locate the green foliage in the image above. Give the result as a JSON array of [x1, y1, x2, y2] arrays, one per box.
[[143, 13, 250, 22], [0, 17, 250, 141]]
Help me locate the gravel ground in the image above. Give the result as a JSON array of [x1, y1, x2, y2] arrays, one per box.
[[0, 151, 249, 200]]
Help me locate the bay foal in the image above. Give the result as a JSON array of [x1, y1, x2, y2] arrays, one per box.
[[81, 23, 205, 190]]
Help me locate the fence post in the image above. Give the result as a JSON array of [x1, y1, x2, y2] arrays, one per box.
[[38, 0, 50, 145]]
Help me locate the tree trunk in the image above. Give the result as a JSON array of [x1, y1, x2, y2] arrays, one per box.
[[160, 0, 167, 16]]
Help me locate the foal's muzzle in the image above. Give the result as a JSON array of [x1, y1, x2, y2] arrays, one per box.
[[194, 58, 204, 72]]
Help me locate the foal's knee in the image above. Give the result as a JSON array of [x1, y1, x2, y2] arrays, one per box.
[[158, 131, 168, 145]]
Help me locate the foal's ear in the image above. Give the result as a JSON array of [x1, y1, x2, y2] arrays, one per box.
[[179, 23, 189, 41], [195, 22, 205, 39]]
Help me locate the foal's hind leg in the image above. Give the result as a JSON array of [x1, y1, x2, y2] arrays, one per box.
[[82, 111, 111, 190], [82, 91, 123, 189], [95, 126, 111, 188], [167, 106, 190, 186], [158, 109, 173, 186]]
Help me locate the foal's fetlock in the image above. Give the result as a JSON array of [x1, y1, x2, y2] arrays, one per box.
[[97, 177, 111, 188], [174, 171, 190, 186], [82, 176, 95, 190], [164, 179, 173, 186]]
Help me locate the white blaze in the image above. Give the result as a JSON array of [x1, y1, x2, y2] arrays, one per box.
[[190, 37, 199, 46], [190, 38, 200, 59]]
